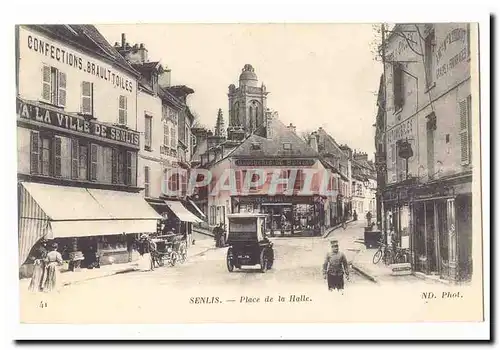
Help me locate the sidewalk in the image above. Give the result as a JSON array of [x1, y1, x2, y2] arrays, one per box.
[[19, 240, 215, 290]]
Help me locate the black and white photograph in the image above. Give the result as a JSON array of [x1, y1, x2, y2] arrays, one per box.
[[7, 10, 488, 340]]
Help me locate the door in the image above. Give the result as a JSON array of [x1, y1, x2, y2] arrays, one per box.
[[436, 200, 449, 278], [425, 202, 438, 274], [413, 202, 426, 272]]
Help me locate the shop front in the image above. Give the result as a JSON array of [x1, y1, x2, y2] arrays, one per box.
[[19, 182, 163, 277], [231, 195, 325, 236], [409, 175, 472, 282]]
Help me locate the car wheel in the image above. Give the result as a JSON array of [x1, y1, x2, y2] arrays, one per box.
[[260, 249, 269, 273]]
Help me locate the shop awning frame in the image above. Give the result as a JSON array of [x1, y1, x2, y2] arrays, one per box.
[[164, 200, 203, 223]]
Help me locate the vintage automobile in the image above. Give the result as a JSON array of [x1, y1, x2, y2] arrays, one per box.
[[225, 213, 274, 273], [151, 234, 187, 267]]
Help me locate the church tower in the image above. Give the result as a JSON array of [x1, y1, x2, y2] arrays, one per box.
[[227, 64, 269, 139], [214, 108, 226, 138]]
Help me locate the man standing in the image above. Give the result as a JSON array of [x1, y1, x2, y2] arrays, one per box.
[[366, 211, 373, 227], [322, 239, 349, 292]]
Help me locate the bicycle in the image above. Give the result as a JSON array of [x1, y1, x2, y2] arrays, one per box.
[[372, 241, 391, 265]]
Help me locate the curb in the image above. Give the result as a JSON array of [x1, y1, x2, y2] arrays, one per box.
[[61, 267, 138, 287], [192, 228, 215, 238], [322, 220, 355, 239], [351, 263, 378, 283], [413, 272, 452, 285]]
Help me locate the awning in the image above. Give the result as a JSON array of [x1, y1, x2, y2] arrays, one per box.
[[187, 199, 206, 218], [19, 182, 163, 264], [164, 200, 203, 223]]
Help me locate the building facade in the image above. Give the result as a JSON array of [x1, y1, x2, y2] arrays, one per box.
[[16, 25, 162, 275], [351, 152, 377, 221], [194, 65, 332, 236], [379, 23, 473, 282]]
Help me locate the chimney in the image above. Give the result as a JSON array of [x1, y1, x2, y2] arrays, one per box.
[[308, 132, 318, 152], [287, 123, 297, 134], [121, 33, 126, 49], [159, 69, 171, 88]]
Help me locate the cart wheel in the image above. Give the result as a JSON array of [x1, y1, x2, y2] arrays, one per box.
[[260, 249, 269, 273], [227, 248, 234, 272], [373, 249, 382, 264]]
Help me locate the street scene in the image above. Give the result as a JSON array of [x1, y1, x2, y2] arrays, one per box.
[[15, 23, 480, 325]]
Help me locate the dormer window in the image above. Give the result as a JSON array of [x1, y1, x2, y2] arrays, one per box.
[[283, 142, 292, 150], [251, 142, 261, 151]]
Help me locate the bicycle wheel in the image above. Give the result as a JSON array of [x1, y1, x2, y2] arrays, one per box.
[[373, 249, 383, 264]]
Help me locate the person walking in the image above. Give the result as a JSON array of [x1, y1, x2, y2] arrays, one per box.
[[138, 234, 154, 271], [322, 239, 350, 293], [366, 211, 373, 227], [43, 242, 63, 293], [28, 239, 48, 292]]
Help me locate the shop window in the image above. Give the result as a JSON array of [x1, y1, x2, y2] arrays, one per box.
[[81, 81, 93, 115], [53, 136, 62, 177], [145, 114, 153, 151], [118, 95, 127, 125], [144, 166, 150, 198], [40, 135, 52, 176], [424, 30, 435, 88], [42, 65, 66, 107], [459, 95, 472, 165], [30, 131, 40, 174], [71, 139, 79, 179]]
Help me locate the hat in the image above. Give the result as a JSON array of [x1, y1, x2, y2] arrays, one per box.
[[330, 239, 339, 245]]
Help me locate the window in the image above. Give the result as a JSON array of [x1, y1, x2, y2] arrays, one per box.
[[112, 149, 136, 185], [81, 81, 93, 115], [42, 65, 66, 107], [210, 206, 216, 226], [283, 142, 292, 150], [78, 143, 88, 180], [71, 139, 79, 179], [90, 144, 98, 181], [170, 127, 176, 149], [40, 136, 51, 176], [30, 132, 40, 174], [119, 95, 127, 125], [424, 30, 435, 87], [163, 124, 170, 147], [54, 136, 62, 177], [392, 62, 404, 111], [145, 114, 153, 150], [144, 166, 150, 198], [459, 95, 472, 165], [251, 142, 261, 150]]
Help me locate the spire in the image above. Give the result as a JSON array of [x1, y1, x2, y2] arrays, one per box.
[[214, 108, 226, 138]]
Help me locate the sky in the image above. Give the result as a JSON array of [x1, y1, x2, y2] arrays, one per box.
[[97, 24, 383, 157]]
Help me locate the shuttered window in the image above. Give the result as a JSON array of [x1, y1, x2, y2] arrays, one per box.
[[58, 71, 67, 107], [145, 115, 152, 150], [393, 63, 404, 111], [81, 81, 93, 115], [111, 148, 118, 184], [90, 144, 98, 181], [71, 139, 79, 179], [144, 166, 150, 198], [459, 96, 472, 165], [30, 131, 39, 174], [119, 95, 127, 125], [126, 151, 133, 186], [164, 124, 169, 146], [42, 66, 51, 102], [78, 144, 88, 180], [54, 136, 62, 177], [170, 127, 176, 148]]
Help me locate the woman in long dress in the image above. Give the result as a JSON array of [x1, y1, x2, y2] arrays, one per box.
[[138, 235, 153, 271], [43, 243, 63, 293], [28, 240, 48, 292]]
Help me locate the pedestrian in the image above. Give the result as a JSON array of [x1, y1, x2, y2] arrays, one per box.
[[366, 211, 373, 227], [322, 239, 350, 293], [353, 210, 358, 221], [213, 224, 221, 248], [218, 223, 226, 247], [138, 234, 153, 271], [43, 242, 63, 293], [28, 239, 48, 292]]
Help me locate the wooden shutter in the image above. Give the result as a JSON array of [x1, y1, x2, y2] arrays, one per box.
[[126, 151, 133, 185], [81, 82, 93, 115], [144, 166, 150, 197], [42, 65, 51, 101], [54, 136, 62, 176], [30, 131, 39, 174], [119, 96, 127, 124], [459, 97, 471, 165], [145, 116, 152, 149], [71, 139, 79, 179], [164, 124, 169, 146], [90, 144, 98, 181], [111, 148, 118, 184], [171, 127, 175, 148], [58, 71, 67, 107]]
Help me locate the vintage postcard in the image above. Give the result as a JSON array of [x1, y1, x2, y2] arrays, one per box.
[[13, 20, 486, 338]]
